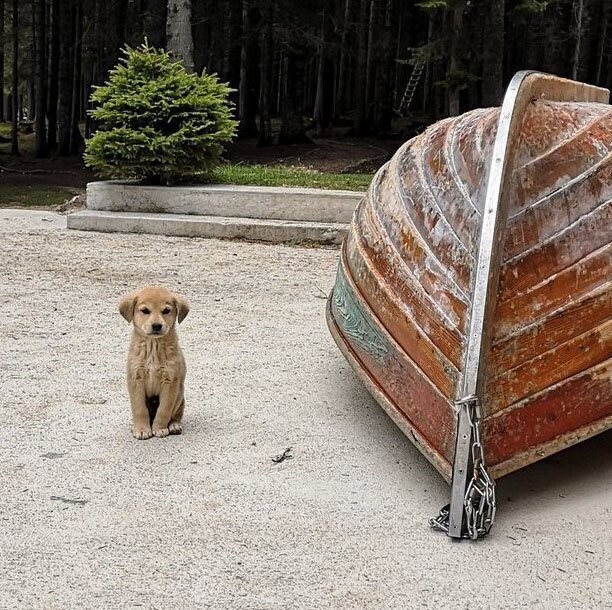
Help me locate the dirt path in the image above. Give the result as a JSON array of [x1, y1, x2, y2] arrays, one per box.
[[1, 210, 610, 609]]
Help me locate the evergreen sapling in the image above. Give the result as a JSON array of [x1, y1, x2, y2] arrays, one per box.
[[85, 42, 238, 184]]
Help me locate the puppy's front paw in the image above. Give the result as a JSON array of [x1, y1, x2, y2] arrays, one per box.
[[152, 427, 170, 438], [168, 421, 182, 435], [132, 426, 153, 440]]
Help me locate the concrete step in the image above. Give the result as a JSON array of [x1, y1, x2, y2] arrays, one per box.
[[86, 180, 364, 224], [67, 210, 349, 245]]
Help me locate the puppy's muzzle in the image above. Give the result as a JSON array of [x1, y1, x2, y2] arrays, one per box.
[[149, 323, 164, 335]]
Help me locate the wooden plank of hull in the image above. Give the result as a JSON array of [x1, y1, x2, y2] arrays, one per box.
[[362, 163, 472, 328], [511, 104, 612, 215], [512, 100, 610, 170], [484, 360, 612, 472], [348, 213, 468, 344], [346, 223, 462, 398], [490, 286, 611, 372], [489, 413, 612, 479], [501, 198, 611, 296], [443, 108, 498, 214], [504, 160, 612, 264], [397, 121, 479, 276], [328, 251, 456, 479], [493, 244, 611, 339], [488, 318, 611, 409]]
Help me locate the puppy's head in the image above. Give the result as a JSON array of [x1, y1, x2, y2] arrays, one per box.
[[119, 286, 189, 338]]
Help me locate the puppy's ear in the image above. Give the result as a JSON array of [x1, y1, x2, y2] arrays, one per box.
[[119, 293, 138, 323], [174, 294, 190, 324]]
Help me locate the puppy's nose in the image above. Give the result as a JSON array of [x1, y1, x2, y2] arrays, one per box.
[[151, 323, 163, 333]]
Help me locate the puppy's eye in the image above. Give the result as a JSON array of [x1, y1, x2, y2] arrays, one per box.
[[140, 308, 150, 315], [162, 307, 171, 315]]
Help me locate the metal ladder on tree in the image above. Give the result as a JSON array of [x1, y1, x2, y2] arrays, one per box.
[[395, 60, 426, 116]]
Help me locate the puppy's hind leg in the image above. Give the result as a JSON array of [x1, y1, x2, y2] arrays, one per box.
[[168, 398, 185, 435]]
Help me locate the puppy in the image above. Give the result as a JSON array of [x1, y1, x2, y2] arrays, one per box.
[[119, 286, 190, 439]]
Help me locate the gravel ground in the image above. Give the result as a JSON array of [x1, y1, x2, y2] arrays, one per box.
[[1, 209, 611, 610]]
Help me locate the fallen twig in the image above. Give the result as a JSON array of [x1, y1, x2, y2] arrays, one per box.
[[313, 286, 328, 300], [272, 447, 293, 463], [50, 495, 88, 506]]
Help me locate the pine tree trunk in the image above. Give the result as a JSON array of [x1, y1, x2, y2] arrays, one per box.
[[34, 0, 47, 157], [482, 0, 504, 106], [336, 0, 352, 116], [542, 2, 568, 77], [278, 51, 308, 144], [11, 0, 18, 155], [166, 0, 194, 71], [371, 0, 394, 133], [422, 11, 435, 115], [227, 0, 242, 90], [524, 13, 541, 71], [596, 0, 611, 85], [276, 49, 283, 115], [69, 0, 84, 154], [219, 0, 232, 79], [124, 0, 143, 47], [238, 0, 259, 138], [206, 10, 221, 73], [364, 0, 375, 113], [353, 0, 370, 134], [103, 0, 126, 80], [392, 3, 404, 113], [257, 0, 272, 146], [28, 81, 35, 121], [572, 0, 585, 80], [313, 0, 333, 133], [47, 0, 59, 150], [447, 0, 465, 117], [57, 0, 74, 155], [0, 0, 4, 123], [144, 0, 167, 48]]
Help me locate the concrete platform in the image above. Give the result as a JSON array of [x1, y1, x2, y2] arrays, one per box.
[[86, 180, 364, 223], [67, 209, 348, 245], [71, 181, 364, 244]]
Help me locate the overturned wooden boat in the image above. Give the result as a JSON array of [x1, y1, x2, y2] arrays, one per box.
[[327, 72, 612, 539]]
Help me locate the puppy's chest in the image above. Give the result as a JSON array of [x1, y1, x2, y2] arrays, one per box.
[[130, 344, 181, 389]]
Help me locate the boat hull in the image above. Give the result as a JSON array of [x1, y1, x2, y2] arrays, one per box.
[[328, 73, 612, 481]]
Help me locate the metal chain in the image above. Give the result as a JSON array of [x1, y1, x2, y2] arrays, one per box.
[[430, 396, 496, 539], [463, 397, 496, 539]]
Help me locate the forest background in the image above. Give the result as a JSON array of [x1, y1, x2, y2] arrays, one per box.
[[0, 0, 609, 202]]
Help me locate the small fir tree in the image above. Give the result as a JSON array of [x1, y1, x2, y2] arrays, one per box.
[[85, 42, 238, 184]]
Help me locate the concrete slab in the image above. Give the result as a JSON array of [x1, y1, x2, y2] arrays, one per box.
[[2, 209, 611, 609], [68, 209, 348, 245], [86, 180, 365, 223]]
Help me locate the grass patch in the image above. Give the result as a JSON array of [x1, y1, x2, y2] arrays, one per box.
[[210, 164, 371, 191], [0, 185, 79, 208]]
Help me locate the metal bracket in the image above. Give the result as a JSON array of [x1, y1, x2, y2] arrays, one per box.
[[448, 396, 480, 537], [431, 396, 496, 539]]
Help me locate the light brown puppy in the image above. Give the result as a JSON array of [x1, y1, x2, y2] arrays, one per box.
[[119, 286, 190, 440]]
